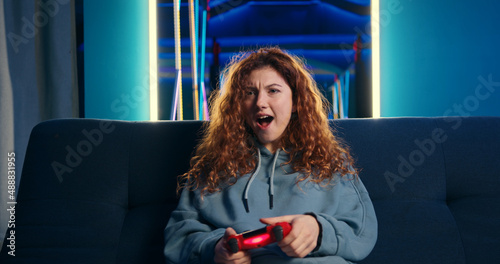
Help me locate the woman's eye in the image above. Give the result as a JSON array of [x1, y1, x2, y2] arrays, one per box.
[[269, 89, 279, 94]]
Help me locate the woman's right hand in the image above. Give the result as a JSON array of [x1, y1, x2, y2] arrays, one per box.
[[214, 227, 251, 264]]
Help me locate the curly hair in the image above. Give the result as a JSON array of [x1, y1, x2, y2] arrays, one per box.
[[178, 47, 357, 195]]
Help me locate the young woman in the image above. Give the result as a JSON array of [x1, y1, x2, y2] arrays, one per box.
[[164, 47, 377, 264]]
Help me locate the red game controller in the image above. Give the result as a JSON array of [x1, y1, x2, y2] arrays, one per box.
[[226, 222, 292, 253]]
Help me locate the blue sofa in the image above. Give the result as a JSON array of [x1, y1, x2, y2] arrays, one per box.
[[1, 117, 500, 263]]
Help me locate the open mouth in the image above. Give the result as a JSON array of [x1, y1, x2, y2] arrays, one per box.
[[257, 116, 274, 127]]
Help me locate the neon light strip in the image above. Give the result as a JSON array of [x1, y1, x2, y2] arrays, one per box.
[[173, 0, 183, 120], [200, 10, 207, 120], [371, 0, 381, 118], [171, 69, 182, 120], [195, 0, 199, 40], [195, 0, 201, 118], [201, 81, 209, 120], [189, 0, 199, 120], [333, 80, 338, 119], [337, 78, 344, 119], [344, 70, 349, 118], [149, 0, 158, 121]]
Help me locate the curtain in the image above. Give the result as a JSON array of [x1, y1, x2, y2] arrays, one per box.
[[0, 0, 79, 246]]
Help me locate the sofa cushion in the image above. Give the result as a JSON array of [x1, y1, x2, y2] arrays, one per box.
[[439, 117, 500, 263], [1, 119, 131, 263], [333, 118, 465, 263], [0, 119, 202, 263], [115, 121, 202, 263]]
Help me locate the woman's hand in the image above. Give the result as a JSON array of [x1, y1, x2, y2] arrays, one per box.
[[214, 227, 251, 264], [260, 214, 320, 258]]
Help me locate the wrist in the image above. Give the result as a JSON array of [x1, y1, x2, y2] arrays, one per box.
[[304, 212, 322, 252]]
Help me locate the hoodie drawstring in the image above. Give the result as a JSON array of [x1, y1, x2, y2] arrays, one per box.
[[244, 148, 261, 212], [269, 149, 280, 209], [243, 148, 280, 212]]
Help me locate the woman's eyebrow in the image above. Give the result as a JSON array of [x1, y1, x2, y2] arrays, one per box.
[[265, 83, 282, 88]]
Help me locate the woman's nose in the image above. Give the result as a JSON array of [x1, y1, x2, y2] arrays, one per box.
[[255, 93, 268, 108]]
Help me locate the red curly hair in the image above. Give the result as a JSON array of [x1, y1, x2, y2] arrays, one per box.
[[179, 47, 357, 195]]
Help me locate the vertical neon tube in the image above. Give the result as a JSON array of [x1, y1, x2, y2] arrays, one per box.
[[171, 70, 181, 120], [189, 0, 199, 120], [333, 74, 339, 119], [149, 0, 158, 121], [337, 78, 344, 118], [199, 10, 207, 120], [344, 70, 349, 118], [195, 0, 201, 118], [371, 0, 381, 118], [173, 0, 183, 120], [201, 82, 209, 120]]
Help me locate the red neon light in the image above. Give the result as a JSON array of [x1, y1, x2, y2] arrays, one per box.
[[243, 234, 271, 247]]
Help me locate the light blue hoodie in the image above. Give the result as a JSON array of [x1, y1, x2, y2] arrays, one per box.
[[164, 143, 377, 263]]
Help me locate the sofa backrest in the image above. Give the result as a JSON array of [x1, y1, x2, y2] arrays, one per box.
[[334, 117, 500, 264], [1, 117, 499, 264], [0, 119, 203, 263]]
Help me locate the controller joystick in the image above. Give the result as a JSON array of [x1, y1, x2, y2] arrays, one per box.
[[227, 238, 239, 254], [273, 224, 285, 241]]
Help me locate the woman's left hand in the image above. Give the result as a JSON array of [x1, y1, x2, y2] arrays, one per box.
[[260, 214, 320, 258]]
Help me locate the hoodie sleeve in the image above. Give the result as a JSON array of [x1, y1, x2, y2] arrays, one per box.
[[164, 189, 225, 264], [311, 176, 378, 261]]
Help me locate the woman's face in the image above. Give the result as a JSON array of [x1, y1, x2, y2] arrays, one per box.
[[243, 66, 295, 153]]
